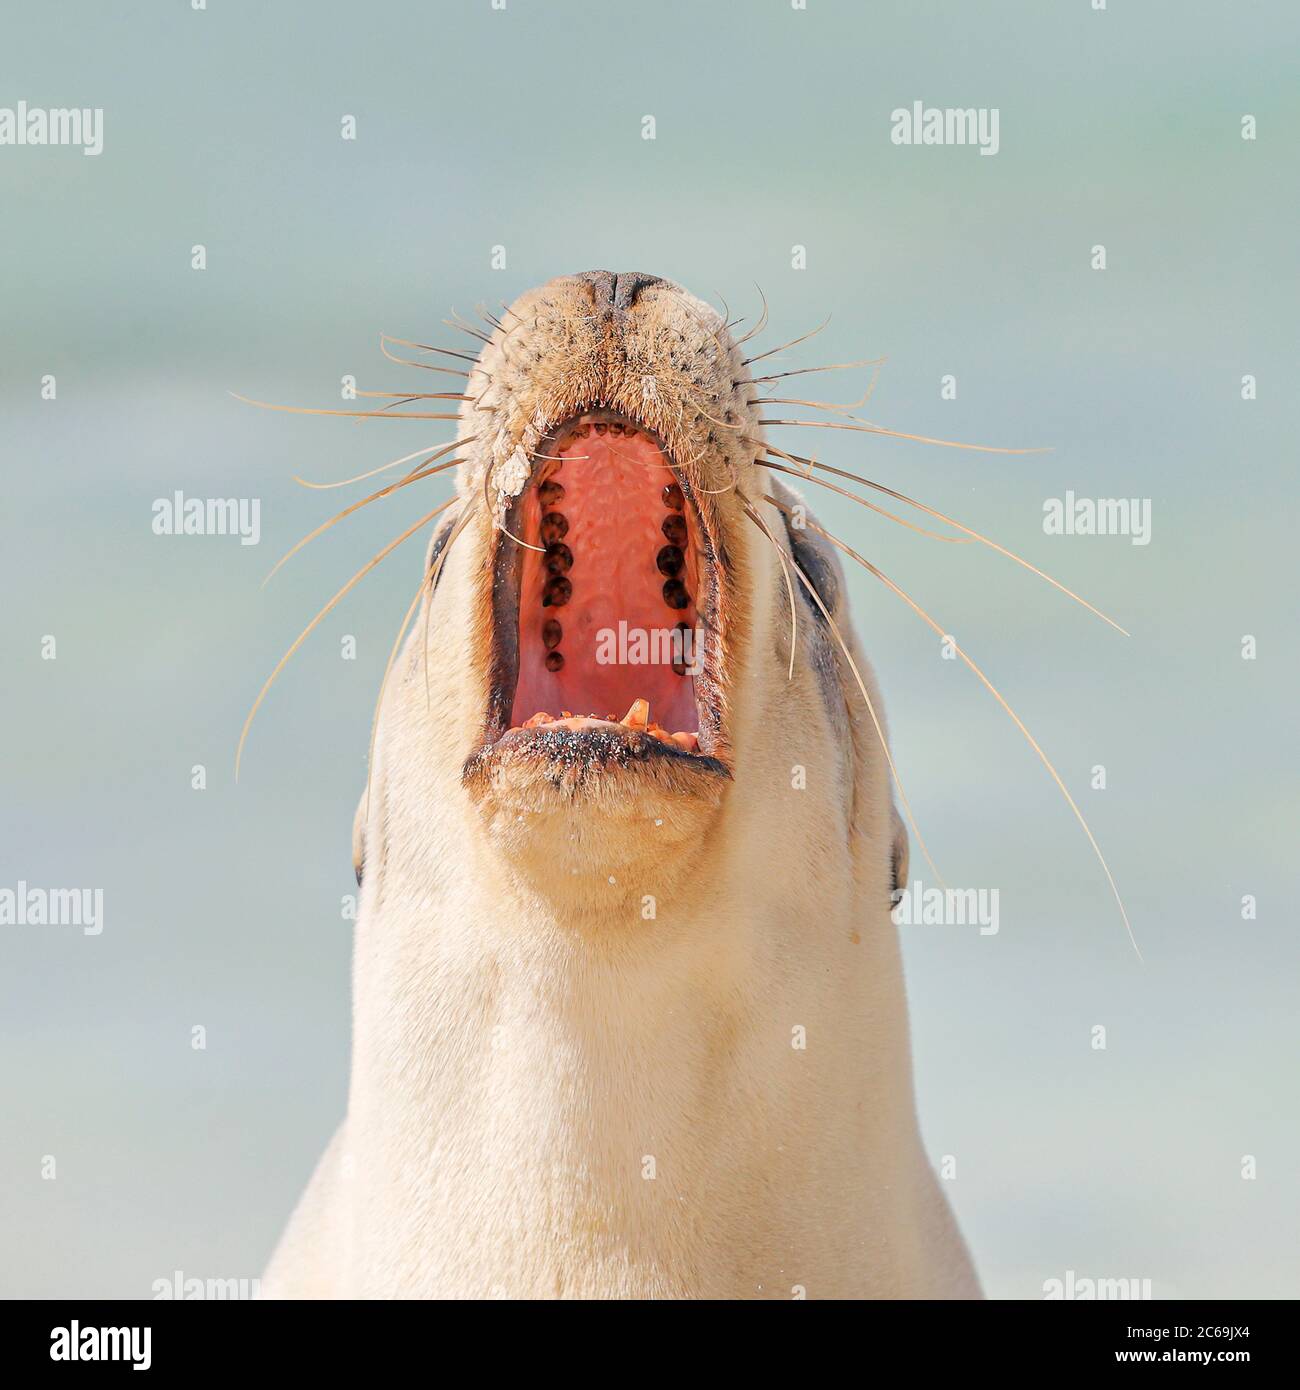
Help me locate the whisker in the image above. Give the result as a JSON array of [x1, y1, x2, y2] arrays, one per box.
[[742, 315, 831, 367], [669, 437, 711, 476], [600, 442, 674, 471], [769, 524, 947, 888], [468, 305, 533, 349], [230, 393, 459, 422], [352, 389, 471, 402], [766, 495, 1140, 961], [365, 564, 436, 820], [263, 459, 463, 587], [350, 396, 426, 421], [483, 455, 545, 553], [731, 284, 770, 347], [444, 313, 493, 347], [595, 434, 731, 493], [422, 503, 479, 709], [747, 357, 884, 386], [380, 333, 479, 366], [747, 382, 881, 414], [294, 436, 472, 491], [347, 388, 468, 425], [236, 499, 456, 779], [695, 455, 739, 495], [757, 451, 1127, 634], [659, 285, 737, 364], [366, 502, 474, 816], [748, 443, 971, 544], [757, 416, 1047, 455], [378, 337, 471, 379], [739, 498, 797, 681], [691, 398, 747, 432]]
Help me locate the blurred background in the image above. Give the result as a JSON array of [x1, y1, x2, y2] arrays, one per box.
[[2, 0, 1296, 1298]]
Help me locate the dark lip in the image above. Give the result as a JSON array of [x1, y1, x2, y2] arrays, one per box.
[[473, 405, 730, 777], [465, 722, 730, 780]]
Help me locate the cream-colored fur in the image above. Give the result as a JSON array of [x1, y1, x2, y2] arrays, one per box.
[[261, 273, 980, 1299]]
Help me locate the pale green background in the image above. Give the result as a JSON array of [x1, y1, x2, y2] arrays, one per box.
[[2, 0, 1296, 1298]]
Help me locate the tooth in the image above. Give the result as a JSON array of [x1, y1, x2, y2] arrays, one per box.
[[538, 479, 565, 507], [656, 544, 684, 577], [594, 422, 608, 435], [661, 513, 687, 546], [544, 542, 573, 575], [669, 732, 698, 751], [545, 651, 564, 672], [662, 482, 685, 512], [542, 576, 572, 607], [540, 512, 569, 545], [672, 620, 691, 676], [662, 578, 690, 610], [542, 618, 562, 649], [621, 698, 650, 731], [523, 711, 554, 728]]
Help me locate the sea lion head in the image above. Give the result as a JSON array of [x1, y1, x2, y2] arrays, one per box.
[[361, 271, 900, 911]]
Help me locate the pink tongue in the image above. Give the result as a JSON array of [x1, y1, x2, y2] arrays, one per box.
[[510, 427, 700, 732]]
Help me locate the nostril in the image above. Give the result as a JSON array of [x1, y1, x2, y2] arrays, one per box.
[[577, 269, 616, 311], [575, 269, 663, 315], [613, 272, 662, 311]]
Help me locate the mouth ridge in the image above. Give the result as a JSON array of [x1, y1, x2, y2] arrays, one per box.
[[472, 405, 730, 781]]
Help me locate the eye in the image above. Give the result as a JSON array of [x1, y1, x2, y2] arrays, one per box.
[[782, 519, 839, 623]]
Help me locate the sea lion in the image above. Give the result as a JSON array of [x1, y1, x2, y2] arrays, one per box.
[[260, 270, 981, 1299]]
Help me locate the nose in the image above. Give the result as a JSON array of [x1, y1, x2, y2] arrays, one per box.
[[575, 269, 664, 315]]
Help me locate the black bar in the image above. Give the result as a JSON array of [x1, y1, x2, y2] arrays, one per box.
[[0, 1298, 1288, 1375]]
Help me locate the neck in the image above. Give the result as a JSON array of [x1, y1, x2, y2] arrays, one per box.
[[343, 797, 953, 1298]]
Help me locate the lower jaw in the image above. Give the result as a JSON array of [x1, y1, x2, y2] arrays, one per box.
[[464, 710, 730, 794], [461, 721, 730, 885]]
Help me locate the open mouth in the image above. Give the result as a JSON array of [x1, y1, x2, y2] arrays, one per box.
[[475, 408, 729, 780]]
